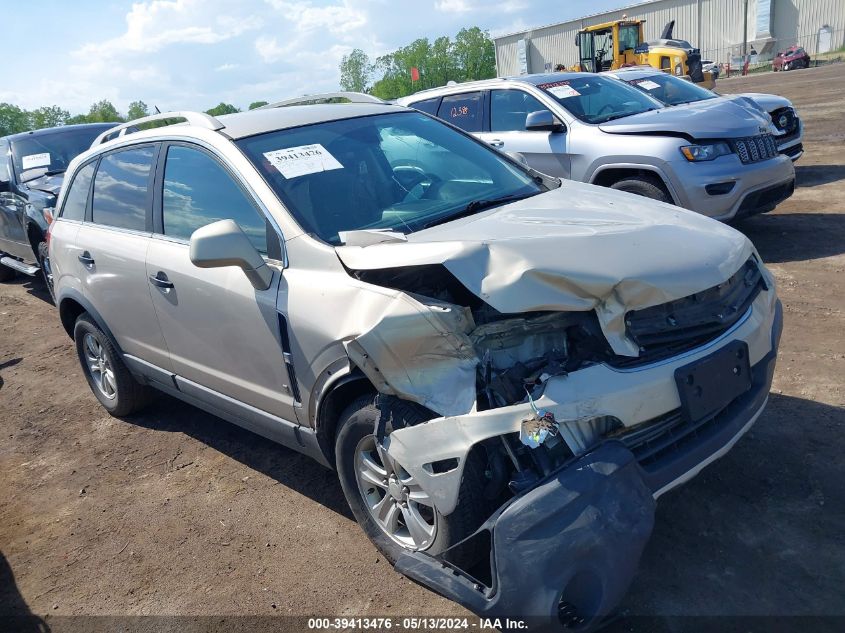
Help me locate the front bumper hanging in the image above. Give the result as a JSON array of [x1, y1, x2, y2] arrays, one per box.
[[395, 443, 656, 632]]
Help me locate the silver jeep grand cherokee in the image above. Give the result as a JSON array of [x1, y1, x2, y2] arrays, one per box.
[[398, 72, 796, 222], [49, 98, 782, 630]]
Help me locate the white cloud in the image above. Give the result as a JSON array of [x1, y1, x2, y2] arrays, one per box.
[[215, 63, 240, 71]]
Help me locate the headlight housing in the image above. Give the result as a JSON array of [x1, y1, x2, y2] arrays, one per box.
[[674, 63, 683, 75], [680, 142, 732, 162]]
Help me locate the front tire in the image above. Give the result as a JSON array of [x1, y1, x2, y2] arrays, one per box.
[[609, 175, 672, 204], [335, 394, 485, 564], [74, 314, 149, 416], [0, 262, 15, 282]]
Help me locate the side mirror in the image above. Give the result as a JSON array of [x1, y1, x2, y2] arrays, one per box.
[[525, 110, 565, 133], [189, 219, 273, 291], [505, 151, 528, 166]]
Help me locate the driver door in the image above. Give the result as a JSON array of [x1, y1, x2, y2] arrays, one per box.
[[476, 88, 571, 179]]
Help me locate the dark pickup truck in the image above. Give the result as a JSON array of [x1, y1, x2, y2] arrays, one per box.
[[0, 123, 116, 301]]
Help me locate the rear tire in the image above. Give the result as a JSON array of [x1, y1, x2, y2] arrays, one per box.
[[609, 175, 672, 204], [73, 314, 150, 416], [37, 241, 56, 305], [335, 394, 486, 565]]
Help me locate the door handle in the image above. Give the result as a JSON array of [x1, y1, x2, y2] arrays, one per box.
[[488, 139, 505, 148], [149, 272, 174, 289], [78, 251, 95, 266]]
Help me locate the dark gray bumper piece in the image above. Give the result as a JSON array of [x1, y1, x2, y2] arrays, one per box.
[[395, 443, 655, 631]]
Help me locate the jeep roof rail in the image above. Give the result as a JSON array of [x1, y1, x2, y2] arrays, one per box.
[[259, 92, 386, 109], [91, 111, 226, 147]]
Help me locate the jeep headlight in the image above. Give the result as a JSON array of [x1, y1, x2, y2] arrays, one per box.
[[680, 142, 732, 162]]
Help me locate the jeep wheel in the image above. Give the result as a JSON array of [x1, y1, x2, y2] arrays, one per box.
[[37, 241, 56, 305], [335, 394, 485, 565], [74, 314, 149, 416], [610, 175, 672, 204]]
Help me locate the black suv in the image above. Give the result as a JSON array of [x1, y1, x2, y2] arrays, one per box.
[[0, 123, 116, 300]]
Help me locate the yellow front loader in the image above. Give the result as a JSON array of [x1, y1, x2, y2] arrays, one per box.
[[575, 19, 715, 89]]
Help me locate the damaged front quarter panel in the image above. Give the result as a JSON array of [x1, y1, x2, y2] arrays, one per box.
[[344, 292, 479, 418]]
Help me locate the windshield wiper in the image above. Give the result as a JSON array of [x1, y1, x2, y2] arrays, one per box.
[[421, 192, 537, 229]]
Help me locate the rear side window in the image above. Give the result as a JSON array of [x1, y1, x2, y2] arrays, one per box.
[[437, 92, 482, 133], [162, 145, 268, 253], [92, 146, 155, 231], [60, 162, 95, 221], [410, 97, 441, 115], [490, 90, 548, 132]]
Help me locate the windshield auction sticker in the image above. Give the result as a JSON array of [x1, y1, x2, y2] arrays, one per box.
[[539, 81, 581, 99], [263, 144, 343, 179], [21, 152, 51, 170], [635, 79, 661, 90]]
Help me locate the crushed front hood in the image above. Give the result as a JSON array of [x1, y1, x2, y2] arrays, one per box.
[[23, 173, 64, 197], [336, 181, 754, 356], [598, 98, 771, 139]]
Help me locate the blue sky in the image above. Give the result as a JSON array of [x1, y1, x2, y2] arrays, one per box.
[[1, 0, 628, 114]]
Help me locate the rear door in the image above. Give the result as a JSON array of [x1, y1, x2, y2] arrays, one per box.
[[75, 143, 173, 371], [477, 88, 571, 178], [144, 142, 296, 421]]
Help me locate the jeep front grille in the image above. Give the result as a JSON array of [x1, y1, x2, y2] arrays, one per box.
[[733, 134, 779, 164]]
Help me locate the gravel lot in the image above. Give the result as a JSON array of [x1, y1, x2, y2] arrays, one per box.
[[1, 65, 843, 632]]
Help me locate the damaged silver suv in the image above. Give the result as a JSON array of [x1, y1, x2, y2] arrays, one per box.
[[50, 96, 782, 629]]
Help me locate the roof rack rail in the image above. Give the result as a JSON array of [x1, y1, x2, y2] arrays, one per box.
[[91, 111, 226, 147], [259, 92, 386, 109]]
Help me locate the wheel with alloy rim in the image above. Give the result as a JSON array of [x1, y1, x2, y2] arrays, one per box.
[[37, 241, 56, 304], [354, 434, 437, 550], [73, 314, 149, 416], [335, 394, 487, 565], [82, 333, 117, 401]]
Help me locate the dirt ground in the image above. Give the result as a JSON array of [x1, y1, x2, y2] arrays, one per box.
[[1, 65, 844, 632]]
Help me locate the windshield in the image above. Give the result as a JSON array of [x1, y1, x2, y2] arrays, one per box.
[[236, 111, 544, 245], [537, 75, 663, 124], [10, 127, 109, 179], [623, 73, 717, 106]]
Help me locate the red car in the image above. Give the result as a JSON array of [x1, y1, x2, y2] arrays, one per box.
[[773, 46, 811, 71]]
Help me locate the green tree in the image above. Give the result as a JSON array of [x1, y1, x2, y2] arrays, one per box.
[[339, 48, 371, 92], [0, 103, 33, 135], [453, 27, 496, 81], [28, 106, 70, 130], [87, 99, 124, 123], [248, 101, 269, 110], [127, 100, 149, 121], [65, 114, 90, 125], [206, 102, 240, 116]]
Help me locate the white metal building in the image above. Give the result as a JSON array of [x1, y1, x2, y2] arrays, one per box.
[[494, 0, 845, 75]]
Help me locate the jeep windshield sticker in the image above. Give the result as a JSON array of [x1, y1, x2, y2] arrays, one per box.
[[634, 79, 661, 91], [263, 143, 343, 179], [539, 81, 581, 99], [21, 152, 51, 170]]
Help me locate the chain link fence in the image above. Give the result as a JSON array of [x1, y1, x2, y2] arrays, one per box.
[[702, 28, 845, 78]]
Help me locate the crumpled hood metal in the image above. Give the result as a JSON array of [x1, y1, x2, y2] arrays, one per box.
[[726, 92, 792, 114], [337, 181, 754, 357], [598, 98, 771, 139]]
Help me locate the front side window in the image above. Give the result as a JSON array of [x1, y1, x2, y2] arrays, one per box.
[[624, 73, 717, 106], [436, 92, 483, 133], [92, 146, 154, 231], [0, 142, 10, 184], [162, 145, 268, 253], [538, 75, 663, 124], [236, 111, 543, 246], [490, 90, 549, 132], [60, 162, 95, 221]]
